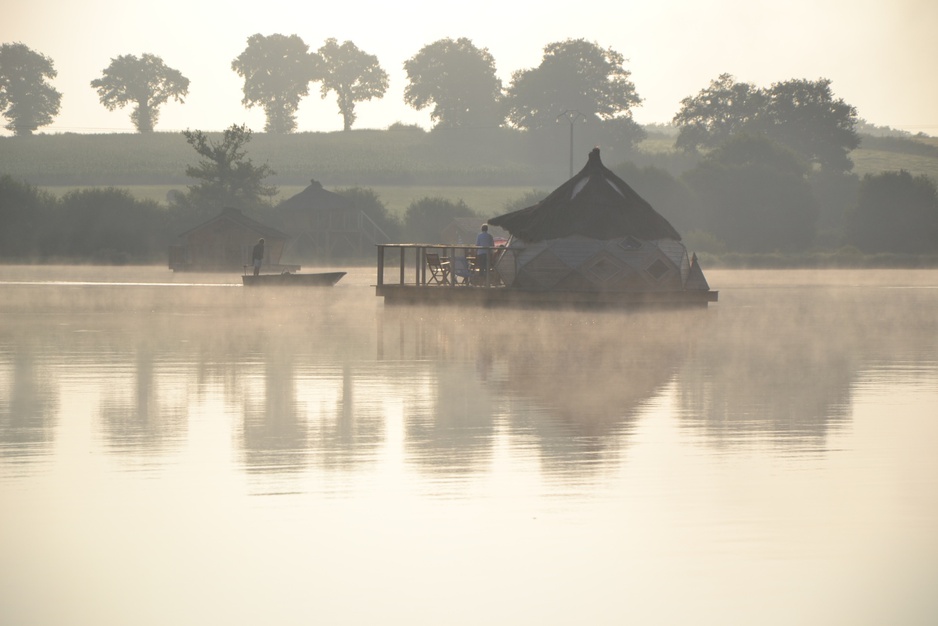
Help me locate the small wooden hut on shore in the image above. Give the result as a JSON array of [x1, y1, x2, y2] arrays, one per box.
[[168, 207, 296, 273]]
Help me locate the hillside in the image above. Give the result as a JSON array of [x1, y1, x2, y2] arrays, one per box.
[[1, 127, 936, 193]]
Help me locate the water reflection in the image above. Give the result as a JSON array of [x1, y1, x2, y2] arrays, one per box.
[[677, 281, 938, 448], [99, 343, 188, 457], [241, 348, 310, 473], [0, 342, 58, 462], [1, 269, 937, 487], [377, 306, 695, 482]]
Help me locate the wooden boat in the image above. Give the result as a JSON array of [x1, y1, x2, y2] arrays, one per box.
[[242, 271, 346, 287]]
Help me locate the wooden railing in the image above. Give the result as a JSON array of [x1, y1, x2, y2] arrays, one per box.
[[376, 244, 507, 288]]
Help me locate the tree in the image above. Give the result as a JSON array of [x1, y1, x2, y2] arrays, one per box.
[[763, 78, 859, 174], [335, 186, 401, 241], [403, 38, 503, 129], [0, 43, 62, 136], [504, 39, 641, 131], [180, 124, 277, 213], [403, 196, 477, 243], [0, 174, 54, 258], [612, 162, 697, 233], [673, 75, 859, 174], [90, 53, 189, 133], [231, 34, 322, 134], [52, 188, 168, 262], [846, 170, 938, 254], [682, 135, 819, 252], [317, 39, 388, 131], [672, 73, 766, 153]]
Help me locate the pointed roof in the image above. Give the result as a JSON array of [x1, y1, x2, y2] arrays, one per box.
[[685, 253, 711, 291], [488, 148, 681, 243], [276, 179, 352, 213]]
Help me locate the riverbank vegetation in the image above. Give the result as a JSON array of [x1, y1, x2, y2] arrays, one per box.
[[1, 126, 936, 266]]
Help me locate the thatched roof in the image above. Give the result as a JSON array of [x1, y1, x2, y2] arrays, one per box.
[[178, 207, 288, 241], [488, 148, 681, 243], [276, 180, 352, 213]]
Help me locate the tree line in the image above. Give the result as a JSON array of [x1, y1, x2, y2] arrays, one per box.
[[2, 35, 936, 261], [1, 36, 652, 137], [1, 37, 859, 166], [1, 125, 936, 263]]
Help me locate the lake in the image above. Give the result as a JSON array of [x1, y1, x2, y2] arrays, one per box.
[[1, 265, 936, 626]]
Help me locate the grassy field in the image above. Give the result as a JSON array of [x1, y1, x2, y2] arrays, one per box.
[[851, 148, 938, 179], [39, 184, 543, 217]]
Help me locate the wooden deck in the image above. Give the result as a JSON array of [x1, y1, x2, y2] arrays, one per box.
[[375, 244, 718, 309]]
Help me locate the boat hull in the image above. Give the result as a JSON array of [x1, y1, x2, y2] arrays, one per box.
[[242, 272, 346, 287]]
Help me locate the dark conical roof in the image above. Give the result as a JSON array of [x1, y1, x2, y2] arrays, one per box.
[[488, 148, 681, 243], [276, 179, 352, 213]]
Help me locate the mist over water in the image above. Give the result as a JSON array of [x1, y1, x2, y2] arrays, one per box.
[[1, 265, 937, 625]]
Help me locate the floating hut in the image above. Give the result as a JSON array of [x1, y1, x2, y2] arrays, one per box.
[[375, 148, 716, 308]]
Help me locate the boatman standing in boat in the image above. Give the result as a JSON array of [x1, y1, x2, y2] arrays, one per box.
[[252, 238, 265, 276]]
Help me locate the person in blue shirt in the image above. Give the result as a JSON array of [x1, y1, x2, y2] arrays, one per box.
[[475, 224, 495, 282]]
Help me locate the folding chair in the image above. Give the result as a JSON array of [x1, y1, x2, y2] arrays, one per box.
[[425, 252, 451, 285]]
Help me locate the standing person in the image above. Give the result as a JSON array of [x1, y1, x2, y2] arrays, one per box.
[[251, 238, 265, 276], [475, 224, 494, 282]]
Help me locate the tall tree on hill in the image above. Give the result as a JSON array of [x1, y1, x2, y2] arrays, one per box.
[[232, 34, 322, 134], [672, 73, 766, 153], [180, 124, 277, 213], [90, 53, 189, 133], [317, 38, 388, 131], [674, 75, 859, 174], [762, 78, 859, 174], [0, 43, 62, 136], [503, 39, 642, 131], [403, 38, 503, 129]]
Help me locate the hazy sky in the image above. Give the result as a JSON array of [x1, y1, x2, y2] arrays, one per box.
[[4, 0, 937, 136]]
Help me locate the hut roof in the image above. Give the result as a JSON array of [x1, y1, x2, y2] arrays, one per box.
[[276, 179, 353, 213], [178, 207, 288, 240], [488, 148, 681, 243]]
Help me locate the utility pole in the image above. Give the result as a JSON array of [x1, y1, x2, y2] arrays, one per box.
[[556, 110, 585, 178]]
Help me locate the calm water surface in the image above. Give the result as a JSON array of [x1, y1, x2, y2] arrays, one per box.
[[1, 265, 936, 625]]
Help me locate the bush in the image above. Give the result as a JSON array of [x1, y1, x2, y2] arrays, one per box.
[[0, 174, 55, 260], [51, 187, 173, 262], [846, 170, 938, 253], [403, 196, 477, 244], [336, 186, 402, 242]]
